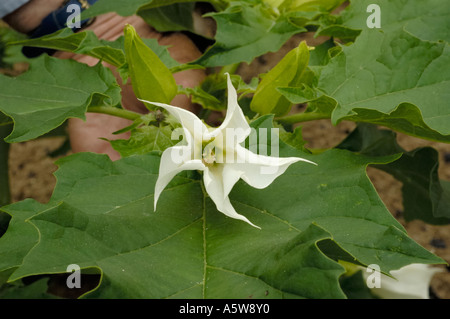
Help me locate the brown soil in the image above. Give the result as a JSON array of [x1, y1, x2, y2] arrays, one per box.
[[5, 31, 450, 299]]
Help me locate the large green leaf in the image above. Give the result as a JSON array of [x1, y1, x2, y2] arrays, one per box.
[[194, 3, 305, 67], [340, 0, 450, 43], [323, 29, 450, 142], [337, 124, 450, 225], [279, 27, 450, 143], [278, 0, 450, 143], [313, 0, 450, 43], [0, 55, 121, 143], [0, 131, 442, 298], [380, 148, 450, 224], [0, 199, 44, 274]]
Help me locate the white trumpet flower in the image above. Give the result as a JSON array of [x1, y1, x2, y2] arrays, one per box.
[[364, 263, 442, 299], [140, 73, 316, 228]]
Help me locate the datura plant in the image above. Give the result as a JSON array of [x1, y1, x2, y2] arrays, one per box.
[[0, 0, 449, 300]]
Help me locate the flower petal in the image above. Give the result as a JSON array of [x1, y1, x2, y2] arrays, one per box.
[[364, 263, 442, 299], [154, 144, 205, 211], [222, 164, 244, 199], [203, 166, 260, 229], [209, 73, 251, 143], [138, 99, 209, 140], [234, 145, 316, 189]]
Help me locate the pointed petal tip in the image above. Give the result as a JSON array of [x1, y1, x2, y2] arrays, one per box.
[[251, 223, 262, 230], [237, 216, 261, 229], [296, 157, 318, 166], [138, 98, 165, 108]]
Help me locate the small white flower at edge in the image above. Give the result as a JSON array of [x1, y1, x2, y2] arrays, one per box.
[[139, 73, 316, 228], [363, 263, 442, 299]]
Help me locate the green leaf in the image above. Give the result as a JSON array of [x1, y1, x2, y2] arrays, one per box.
[[194, 3, 305, 67], [124, 24, 177, 105], [110, 124, 178, 157], [180, 73, 258, 111], [339, 270, 376, 299], [142, 38, 181, 70], [306, 0, 450, 142], [379, 147, 450, 224], [337, 123, 450, 225], [9, 28, 181, 73], [316, 29, 450, 143], [310, 13, 361, 40], [0, 123, 12, 207], [82, 0, 201, 19], [340, 0, 450, 43], [308, 39, 337, 66], [10, 28, 126, 67], [250, 42, 311, 115], [138, 3, 196, 33], [270, 0, 345, 12], [336, 123, 403, 157], [0, 132, 443, 298], [0, 55, 121, 143], [278, 125, 308, 151], [0, 199, 44, 273], [0, 278, 57, 299], [0, 26, 30, 66]]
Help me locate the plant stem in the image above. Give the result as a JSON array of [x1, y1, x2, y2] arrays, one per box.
[[87, 106, 141, 121], [275, 112, 330, 125]]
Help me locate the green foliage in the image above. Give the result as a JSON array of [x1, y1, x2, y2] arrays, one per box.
[[194, 2, 305, 67], [109, 114, 180, 157], [280, 1, 450, 143], [0, 55, 121, 143], [138, 3, 196, 33], [179, 73, 258, 111], [0, 0, 448, 299], [322, 29, 450, 142], [338, 124, 450, 225], [11, 28, 126, 67], [0, 136, 442, 298]]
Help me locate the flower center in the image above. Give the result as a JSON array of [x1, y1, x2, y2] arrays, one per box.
[[202, 146, 216, 166]]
